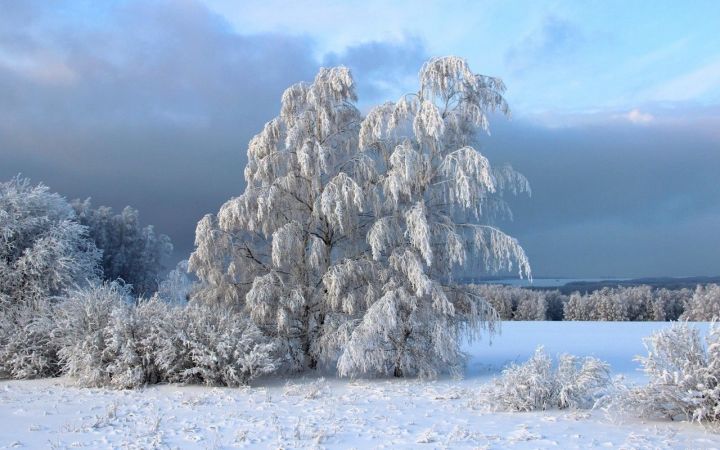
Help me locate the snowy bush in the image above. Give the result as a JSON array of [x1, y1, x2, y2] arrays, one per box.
[[0, 177, 100, 379], [0, 297, 58, 378], [54, 282, 277, 388], [681, 284, 720, 321], [481, 346, 611, 411], [72, 199, 173, 296], [612, 321, 720, 422], [157, 303, 279, 387], [54, 282, 137, 388]]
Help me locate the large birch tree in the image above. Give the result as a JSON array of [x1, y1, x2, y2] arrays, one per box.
[[189, 56, 531, 377]]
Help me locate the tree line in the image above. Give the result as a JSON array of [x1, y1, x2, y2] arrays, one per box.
[[473, 283, 720, 322]]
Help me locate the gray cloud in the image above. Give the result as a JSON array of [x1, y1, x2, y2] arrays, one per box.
[[0, 0, 426, 265], [481, 117, 720, 277]]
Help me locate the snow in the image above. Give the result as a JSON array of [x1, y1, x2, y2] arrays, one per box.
[[2, 322, 719, 449]]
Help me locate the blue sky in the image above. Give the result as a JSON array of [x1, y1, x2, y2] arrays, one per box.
[[1, 0, 719, 277], [203, 0, 720, 116]]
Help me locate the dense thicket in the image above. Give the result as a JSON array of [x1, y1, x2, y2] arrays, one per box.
[[53, 282, 278, 388], [72, 199, 173, 296], [0, 177, 100, 378], [0, 178, 174, 380]]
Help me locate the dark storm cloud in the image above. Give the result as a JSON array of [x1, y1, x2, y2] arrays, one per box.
[[0, 0, 427, 265], [480, 117, 720, 277]]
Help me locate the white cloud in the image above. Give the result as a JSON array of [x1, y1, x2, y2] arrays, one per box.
[[645, 58, 720, 102], [625, 108, 654, 124]]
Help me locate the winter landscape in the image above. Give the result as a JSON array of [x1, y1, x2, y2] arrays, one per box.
[[1, 322, 718, 449], [2, 1, 720, 449]]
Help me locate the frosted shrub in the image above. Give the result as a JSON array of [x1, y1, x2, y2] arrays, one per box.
[[0, 297, 58, 378], [482, 346, 610, 411], [613, 322, 720, 422], [55, 283, 175, 388], [54, 282, 135, 387], [101, 296, 175, 388], [54, 282, 277, 388], [157, 303, 279, 387]]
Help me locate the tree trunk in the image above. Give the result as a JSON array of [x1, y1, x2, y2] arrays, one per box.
[[393, 328, 411, 377]]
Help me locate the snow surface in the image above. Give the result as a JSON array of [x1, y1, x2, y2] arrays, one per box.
[[2, 321, 719, 449]]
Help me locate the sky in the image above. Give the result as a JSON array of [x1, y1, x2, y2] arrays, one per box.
[[1, 0, 719, 278]]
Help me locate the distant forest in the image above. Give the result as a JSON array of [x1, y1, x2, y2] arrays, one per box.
[[472, 282, 720, 321]]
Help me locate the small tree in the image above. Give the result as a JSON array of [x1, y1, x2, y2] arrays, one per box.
[[190, 57, 530, 377], [72, 200, 173, 296], [157, 260, 194, 304]]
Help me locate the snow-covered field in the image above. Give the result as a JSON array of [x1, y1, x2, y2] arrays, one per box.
[[2, 322, 719, 449]]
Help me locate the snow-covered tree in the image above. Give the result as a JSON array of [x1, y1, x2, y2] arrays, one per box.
[[545, 290, 568, 321], [189, 65, 364, 370], [0, 178, 100, 307], [564, 285, 692, 322], [189, 56, 531, 377], [681, 284, 720, 321], [157, 260, 195, 304], [593, 288, 628, 321], [72, 199, 173, 296], [471, 284, 548, 321], [652, 287, 689, 321], [0, 177, 100, 378]]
